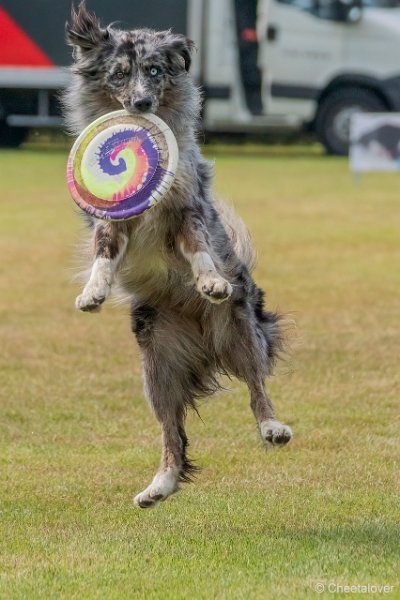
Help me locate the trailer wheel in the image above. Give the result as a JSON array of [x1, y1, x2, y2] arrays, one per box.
[[315, 87, 387, 155], [0, 121, 28, 148]]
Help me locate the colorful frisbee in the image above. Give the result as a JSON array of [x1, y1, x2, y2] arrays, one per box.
[[67, 110, 179, 220]]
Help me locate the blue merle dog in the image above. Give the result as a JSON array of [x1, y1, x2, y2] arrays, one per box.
[[63, 1, 292, 508]]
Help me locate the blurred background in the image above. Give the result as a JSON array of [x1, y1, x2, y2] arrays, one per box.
[[2, 0, 400, 153]]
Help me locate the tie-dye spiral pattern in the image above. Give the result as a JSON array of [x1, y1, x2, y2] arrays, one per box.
[[67, 111, 179, 221]]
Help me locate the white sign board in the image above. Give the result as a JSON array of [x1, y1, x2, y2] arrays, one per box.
[[350, 113, 400, 172]]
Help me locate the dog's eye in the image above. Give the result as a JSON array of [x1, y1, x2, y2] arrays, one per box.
[[149, 66, 161, 77], [115, 71, 125, 80]]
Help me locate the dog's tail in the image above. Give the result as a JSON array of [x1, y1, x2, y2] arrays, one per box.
[[216, 200, 257, 272]]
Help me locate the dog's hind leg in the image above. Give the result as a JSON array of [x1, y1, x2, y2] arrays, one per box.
[[134, 404, 191, 508], [221, 295, 292, 449], [249, 378, 292, 449], [76, 221, 129, 312], [131, 306, 211, 508]]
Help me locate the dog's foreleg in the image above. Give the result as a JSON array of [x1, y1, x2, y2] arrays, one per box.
[[76, 222, 129, 312], [177, 209, 232, 304]]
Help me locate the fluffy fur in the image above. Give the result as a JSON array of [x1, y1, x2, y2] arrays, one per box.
[[63, 1, 292, 508]]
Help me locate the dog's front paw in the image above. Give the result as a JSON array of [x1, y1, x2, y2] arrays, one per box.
[[260, 419, 293, 449], [75, 281, 110, 312], [197, 273, 232, 304]]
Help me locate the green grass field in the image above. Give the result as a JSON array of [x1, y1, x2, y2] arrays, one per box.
[[0, 146, 399, 599]]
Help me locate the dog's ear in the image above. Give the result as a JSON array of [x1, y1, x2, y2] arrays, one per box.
[[66, 1, 109, 52], [158, 32, 195, 74]]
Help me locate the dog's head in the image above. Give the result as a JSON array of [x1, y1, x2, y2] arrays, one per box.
[[66, 1, 195, 115]]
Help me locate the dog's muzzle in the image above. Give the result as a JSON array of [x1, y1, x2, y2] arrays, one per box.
[[132, 97, 153, 113]]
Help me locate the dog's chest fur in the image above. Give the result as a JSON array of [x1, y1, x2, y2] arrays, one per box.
[[117, 212, 171, 300], [115, 170, 195, 303]]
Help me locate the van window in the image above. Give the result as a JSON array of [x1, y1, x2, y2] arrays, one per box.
[[362, 0, 400, 5], [276, 0, 344, 20], [277, 0, 400, 19]]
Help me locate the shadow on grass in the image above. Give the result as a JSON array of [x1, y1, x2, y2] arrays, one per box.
[[279, 523, 400, 554]]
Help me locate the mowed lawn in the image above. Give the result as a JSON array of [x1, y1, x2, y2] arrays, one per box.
[[0, 146, 399, 600]]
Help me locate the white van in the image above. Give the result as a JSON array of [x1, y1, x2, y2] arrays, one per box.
[[2, 0, 399, 153], [195, 0, 400, 154]]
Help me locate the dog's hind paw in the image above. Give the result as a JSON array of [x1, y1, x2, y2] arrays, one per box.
[[198, 273, 232, 304], [260, 419, 293, 448], [134, 467, 179, 509]]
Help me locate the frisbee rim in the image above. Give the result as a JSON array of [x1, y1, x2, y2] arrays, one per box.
[[67, 110, 179, 221]]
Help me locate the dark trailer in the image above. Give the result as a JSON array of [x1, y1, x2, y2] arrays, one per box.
[[0, 0, 188, 146]]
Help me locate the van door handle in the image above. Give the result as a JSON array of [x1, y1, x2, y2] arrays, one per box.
[[267, 25, 278, 41]]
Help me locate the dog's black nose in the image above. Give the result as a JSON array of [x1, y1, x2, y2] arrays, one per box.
[[133, 97, 152, 112]]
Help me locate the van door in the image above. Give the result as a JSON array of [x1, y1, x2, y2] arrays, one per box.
[[259, 0, 346, 121]]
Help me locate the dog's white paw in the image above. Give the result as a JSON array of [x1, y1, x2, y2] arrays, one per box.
[[75, 280, 110, 312], [134, 467, 179, 509], [260, 419, 293, 448], [197, 273, 232, 304]]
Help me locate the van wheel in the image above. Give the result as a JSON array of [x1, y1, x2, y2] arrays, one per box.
[[0, 121, 28, 148], [315, 87, 387, 155]]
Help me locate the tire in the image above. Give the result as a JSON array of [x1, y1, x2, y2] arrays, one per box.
[[315, 87, 387, 155], [0, 121, 28, 148]]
